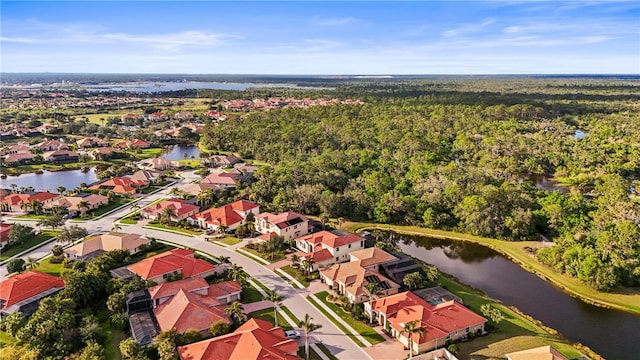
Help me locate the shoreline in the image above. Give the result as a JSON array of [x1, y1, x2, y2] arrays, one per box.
[[346, 222, 640, 315]]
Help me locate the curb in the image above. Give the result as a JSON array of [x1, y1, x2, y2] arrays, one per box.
[[236, 248, 270, 265], [306, 293, 372, 347], [275, 267, 305, 288]]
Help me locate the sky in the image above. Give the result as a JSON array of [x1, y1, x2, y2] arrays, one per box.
[[1, 1, 639, 74]]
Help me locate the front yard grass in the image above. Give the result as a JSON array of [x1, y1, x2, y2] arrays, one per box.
[[0, 230, 58, 261], [36, 258, 64, 277], [75, 197, 134, 220], [241, 246, 285, 263], [314, 291, 385, 346], [144, 222, 203, 235], [119, 217, 138, 225], [241, 284, 264, 304], [280, 264, 311, 287], [247, 307, 293, 330], [307, 295, 365, 347], [218, 236, 242, 246]]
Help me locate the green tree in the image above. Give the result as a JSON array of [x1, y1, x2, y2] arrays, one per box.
[[24, 257, 39, 271], [209, 320, 231, 337], [298, 314, 322, 360], [403, 272, 423, 290], [77, 340, 105, 360], [8, 224, 34, 246], [6, 258, 25, 274], [119, 337, 141, 360], [38, 214, 64, 231], [400, 320, 425, 360], [224, 301, 246, 326], [265, 289, 285, 327]]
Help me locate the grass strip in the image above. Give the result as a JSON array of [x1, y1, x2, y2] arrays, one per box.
[[306, 295, 366, 348], [0, 230, 58, 261], [314, 291, 385, 345], [248, 307, 293, 330], [280, 264, 310, 287]]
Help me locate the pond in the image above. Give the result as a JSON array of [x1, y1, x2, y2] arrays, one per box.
[[79, 81, 328, 93], [574, 129, 589, 139], [162, 145, 201, 161], [0, 168, 98, 192], [387, 232, 640, 360]]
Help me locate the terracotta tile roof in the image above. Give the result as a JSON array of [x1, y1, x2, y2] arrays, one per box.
[[207, 281, 242, 298], [4, 153, 35, 163], [154, 289, 230, 333], [348, 247, 398, 268], [64, 232, 149, 258], [297, 230, 363, 249], [1, 192, 58, 206], [229, 199, 259, 212], [370, 291, 486, 345], [201, 173, 239, 186], [0, 223, 12, 243], [178, 318, 299, 360], [320, 260, 400, 299], [192, 206, 243, 228], [148, 278, 209, 300], [142, 199, 199, 219], [0, 271, 65, 310], [127, 249, 215, 280]]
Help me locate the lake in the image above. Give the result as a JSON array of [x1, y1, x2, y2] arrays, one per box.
[[388, 232, 640, 359], [80, 81, 326, 93], [0, 168, 98, 192], [162, 144, 201, 161]]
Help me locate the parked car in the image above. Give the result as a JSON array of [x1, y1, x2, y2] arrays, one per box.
[[284, 330, 300, 339]]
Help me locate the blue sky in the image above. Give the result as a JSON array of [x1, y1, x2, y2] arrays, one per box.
[[1, 1, 639, 74]]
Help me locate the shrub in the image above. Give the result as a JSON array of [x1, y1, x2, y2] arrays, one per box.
[[447, 344, 459, 354]]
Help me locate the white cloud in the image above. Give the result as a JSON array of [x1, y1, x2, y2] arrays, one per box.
[[312, 16, 359, 26], [442, 18, 496, 37]]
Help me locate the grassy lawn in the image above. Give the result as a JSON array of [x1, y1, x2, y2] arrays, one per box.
[[176, 159, 201, 168], [346, 222, 640, 315], [119, 217, 138, 225], [314, 291, 385, 346], [247, 307, 293, 330], [37, 258, 65, 277], [297, 346, 326, 360], [241, 284, 265, 304], [144, 222, 202, 235], [14, 214, 51, 220], [129, 243, 175, 262], [280, 264, 311, 287], [97, 310, 125, 360], [315, 343, 338, 360], [73, 111, 143, 125], [218, 236, 242, 246], [241, 246, 285, 263], [127, 147, 165, 160], [0, 230, 58, 261], [437, 275, 585, 359]]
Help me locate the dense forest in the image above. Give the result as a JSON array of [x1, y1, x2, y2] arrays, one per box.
[[201, 79, 640, 291]]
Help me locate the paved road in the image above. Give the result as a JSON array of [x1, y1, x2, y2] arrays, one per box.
[[0, 170, 372, 360]]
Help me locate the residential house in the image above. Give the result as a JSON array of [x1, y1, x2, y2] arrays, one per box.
[[320, 248, 401, 303], [154, 289, 231, 336], [0, 143, 30, 156], [115, 139, 150, 149], [505, 346, 569, 360], [366, 291, 487, 355], [202, 154, 241, 168], [76, 136, 108, 148], [128, 170, 164, 184], [182, 182, 222, 197], [113, 248, 220, 284], [64, 232, 149, 261], [0, 271, 65, 317], [294, 230, 367, 271], [174, 111, 194, 120], [254, 211, 311, 240], [89, 176, 148, 195], [189, 200, 260, 232], [0, 192, 59, 213], [177, 318, 300, 360], [0, 223, 13, 249], [89, 147, 122, 160], [203, 110, 228, 121], [378, 252, 430, 289], [3, 152, 36, 165], [33, 124, 57, 134], [141, 199, 200, 222], [138, 157, 182, 171], [43, 150, 79, 163], [35, 140, 69, 152], [200, 172, 240, 188], [148, 278, 241, 307], [44, 193, 109, 217], [121, 114, 142, 122], [148, 112, 169, 121]]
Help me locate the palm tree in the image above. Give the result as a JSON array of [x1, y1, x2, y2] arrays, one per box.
[[161, 207, 176, 224], [364, 281, 381, 323], [400, 320, 425, 360], [224, 301, 246, 326], [217, 224, 229, 234], [57, 186, 66, 195], [20, 201, 31, 213], [337, 217, 345, 229], [30, 200, 43, 215], [216, 256, 231, 265], [78, 200, 90, 218], [228, 264, 246, 285], [300, 257, 315, 276], [111, 224, 122, 232], [320, 213, 329, 230], [299, 314, 322, 360], [291, 254, 300, 267], [265, 290, 285, 327], [24, 257, 39, 271], [130, 203, 141, 215]]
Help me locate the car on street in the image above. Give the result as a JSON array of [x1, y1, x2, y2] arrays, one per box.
[[284, 330, 300, 339]]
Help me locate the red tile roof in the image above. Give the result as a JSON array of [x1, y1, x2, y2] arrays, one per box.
[[297, 230, 364, 249], [1, 192, 58, 206], [207, 281, 242, 298], [192, 205, 244, 228], [127, 249, 216, 280], [0, 271, 65, 310], [0, 223, 13, 243], [201, 173, 239, 186], [154, 289, 230, 333], [229, 199, 259, 212], [371, 291, 486, 345], [141, 199, 199, 219], [148, 278, 209, 300], [178, 318, 299, 360]]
